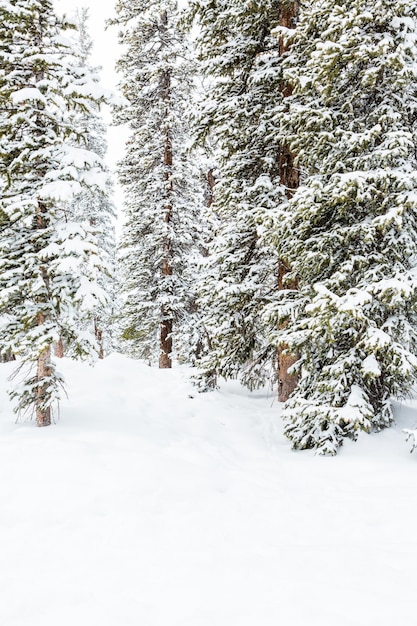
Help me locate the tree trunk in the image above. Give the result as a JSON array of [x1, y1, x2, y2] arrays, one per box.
[[160, 171, 173, 368], [36, 316, 52, 427], [0, 350, 15, 363], [278, 2, 298, 59], [277, 259, 299, 402], [160, 19, 174, 369], [198, 169, 218, 388], [206, 168, 215, 208], [159, 317, 173, 369], [88, 214, 105, 361], [94, 320, 104, 360], [55, 336, 64, 358], [278, 1, 300, 402], [35, 201, 52, 425]]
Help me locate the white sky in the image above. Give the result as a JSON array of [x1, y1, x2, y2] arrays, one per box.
[[54, 0, 119, 88]]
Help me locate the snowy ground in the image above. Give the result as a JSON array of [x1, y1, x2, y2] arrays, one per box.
[[0, 354, 416, 626]]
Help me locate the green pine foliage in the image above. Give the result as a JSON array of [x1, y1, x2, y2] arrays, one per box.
[[112, 0, 204, 365], [187, 0, 288, 390], [0, 0, 110, 419], [266, 0, 417, 453]]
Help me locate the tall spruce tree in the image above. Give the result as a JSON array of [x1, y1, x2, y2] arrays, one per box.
[[268, 0, 417, 453], [187, 0, 289, 390], [0, 0, 109, 425], [112, 0, 203, 368]]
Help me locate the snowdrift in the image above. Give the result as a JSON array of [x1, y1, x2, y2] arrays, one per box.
[[0, 354, 415, 626]]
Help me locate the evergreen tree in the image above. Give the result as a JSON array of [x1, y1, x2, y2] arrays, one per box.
[[268, 0, 417, 453], [112, 0, 203, 368], [0, 0, 109, 425], [187, 0, 289, 390], [67, 7, 117, 359]]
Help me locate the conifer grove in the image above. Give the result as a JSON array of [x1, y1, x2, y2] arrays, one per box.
[[1, 0, 417, 455]]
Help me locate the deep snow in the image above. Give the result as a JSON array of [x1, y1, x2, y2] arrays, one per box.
[[0, 354, 416, 626]]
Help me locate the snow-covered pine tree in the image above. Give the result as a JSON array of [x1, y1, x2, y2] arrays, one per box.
[[0, 0, 109, 425], [268, 0, 417, 453], [67, 7, 117, 360], [112, 0, 203, 368], [186, 0, 289, 390]]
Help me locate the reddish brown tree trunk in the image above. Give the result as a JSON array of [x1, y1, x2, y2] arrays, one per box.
[[55, 336, 64, 358], [159, 317, 173, 369], [35, 201, 52, 426], [278, 2, 298, 58], [159, 27, 174, 369], [278, 1, 300, 402], [207, 169, 215, 208], [160, 154, 173, 369]]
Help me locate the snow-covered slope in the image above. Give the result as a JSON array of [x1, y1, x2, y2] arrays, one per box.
[[0, 354, 415, 626]]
